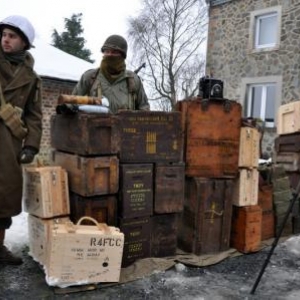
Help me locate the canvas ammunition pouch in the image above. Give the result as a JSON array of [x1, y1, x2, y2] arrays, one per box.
[[0, 103, 28, 139], [0, 84, 28, 140]]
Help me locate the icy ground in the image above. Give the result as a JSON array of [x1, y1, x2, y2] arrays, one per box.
[[1, 212, 300, 300]]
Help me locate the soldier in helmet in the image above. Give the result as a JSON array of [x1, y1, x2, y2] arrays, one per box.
[[0, 15, 42, 265], [73, 34, 150, 113]]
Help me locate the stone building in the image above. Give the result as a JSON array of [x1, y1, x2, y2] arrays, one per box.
[[29, 38, 95, 164], [205, 0, 300, 156]]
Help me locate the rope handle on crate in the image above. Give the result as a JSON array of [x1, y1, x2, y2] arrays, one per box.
[[76, 216, 110, 233]]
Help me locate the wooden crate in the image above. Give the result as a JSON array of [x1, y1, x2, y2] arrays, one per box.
[[117, 111, 183, 163], [51, 150, 119, 197], [273, 152, 300, 172], [51, 113, 120, 155], [277, 101, 300, 135], [23, 166, 70, 219], [258, 184, 273, 212], [230, 205, 262, 253], [261, 210, 274, 241], [176, 98, 241, 178], [118, 216, 151, 267], [238, 127, 260, 168], [27, 215, 70, 266], [151, 213, 178, 257], [69, 193, 118, 226], [275, 132, 300, 153], [177, 177, 233, 255], [119, 164, 153, 218], [45, 217, 124, 287], [154, 163, 185, 214], [233, 169, 259, 207]]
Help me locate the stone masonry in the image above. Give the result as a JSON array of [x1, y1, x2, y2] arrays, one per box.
[[206, 0, 300, 156]]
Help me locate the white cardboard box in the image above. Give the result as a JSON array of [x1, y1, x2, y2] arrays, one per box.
[[44, 217, 124, 287], [23, 166, 70, 218]]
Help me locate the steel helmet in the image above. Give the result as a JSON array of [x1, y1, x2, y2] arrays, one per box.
[[101, 35, 128, 58], [0, 15, 35, 49]]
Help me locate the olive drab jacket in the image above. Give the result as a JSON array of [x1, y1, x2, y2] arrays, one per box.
[[72, 69, 150, 114], [0, 49, 42, 219]]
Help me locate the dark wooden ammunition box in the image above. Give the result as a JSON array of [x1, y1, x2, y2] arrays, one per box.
[[275, 133, 300, 153], [69, 192, 117, 226], [230, 205, 262, 253], [117, 111, 183, 163], [176, 98, 241, 178], [151, 213, 178, 257], [273, 152, 300, 172], [177, 177, 233, 255], [154, 163, 185, 214], [51, 113, 119, 155], [118, 216, 151, 267], [261, 210, 274, 241], [292, 216, 300, 234], [51, 150, 119, 197], [119, 164, 153, 218], [258, 184, 273, 212]]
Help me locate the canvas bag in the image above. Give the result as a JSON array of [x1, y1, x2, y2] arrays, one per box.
[[0, 83, 28, 139]]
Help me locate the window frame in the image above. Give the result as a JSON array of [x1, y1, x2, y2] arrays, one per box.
[[241, 76, 282, 129], [249, 6, 282, 53]]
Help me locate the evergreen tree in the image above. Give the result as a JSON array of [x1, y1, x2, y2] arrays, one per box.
[[52, 13, 94, 63]]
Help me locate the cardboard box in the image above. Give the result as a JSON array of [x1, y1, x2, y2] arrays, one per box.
[[28, 214, 70, 266], [23, 166, 70, 218], [45, 217, 124, 287]]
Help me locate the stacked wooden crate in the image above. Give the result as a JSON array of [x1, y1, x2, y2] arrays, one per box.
[[274, 101, 300, 234], [24, 166, 124, 287], [231, 124, 263, 253], [176, 98, 242, 255], [116, 111, 184, 266], [50, 113, 120, 227]]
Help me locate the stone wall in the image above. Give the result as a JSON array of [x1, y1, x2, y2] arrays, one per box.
[[38, 78, 76, 165], [206, 0, 300, 156]]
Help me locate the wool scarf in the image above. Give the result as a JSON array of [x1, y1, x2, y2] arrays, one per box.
[[100, 56, 126, 83]]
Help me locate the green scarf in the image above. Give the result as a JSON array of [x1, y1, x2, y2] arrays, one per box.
[[1, 49, 26, 65], [100, 56, 126, 83]]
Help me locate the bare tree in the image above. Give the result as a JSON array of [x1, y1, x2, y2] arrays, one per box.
[[128, 0, 207, 110]]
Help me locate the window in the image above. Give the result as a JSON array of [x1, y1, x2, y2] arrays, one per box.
[[249, 6, 282, 52], [246, 83, 276, 127], [255, 13, 277, 48]]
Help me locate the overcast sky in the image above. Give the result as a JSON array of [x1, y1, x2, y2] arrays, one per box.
[[0, 0, 142, 63]]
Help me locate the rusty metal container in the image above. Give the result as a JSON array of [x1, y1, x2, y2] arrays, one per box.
[[176, 98, 241, 178], [51, 113, 119, 155], [69, 192, 118, 226], [51, 150, 119, 197], [118, 216, 151, 267], [154, 163, 185, 214], [151, 213, 178, 257], [177, 177, 234, 255], [119, 163, 153, 218], [116, 111, 183, 163]]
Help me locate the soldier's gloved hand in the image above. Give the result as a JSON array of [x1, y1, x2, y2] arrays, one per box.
[[19, 146, 38, 164]]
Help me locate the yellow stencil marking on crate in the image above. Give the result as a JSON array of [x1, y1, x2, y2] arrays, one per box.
[[146, 132, 157, 154], [206, 202, 224, 224]]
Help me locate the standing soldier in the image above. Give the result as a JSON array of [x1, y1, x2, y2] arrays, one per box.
[[0, 15, 42, 265], [73, 34, 150, 113]]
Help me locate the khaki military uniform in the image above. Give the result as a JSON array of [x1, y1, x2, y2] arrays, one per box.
[[72, 69, 150, 114], [0, 50, 42, 219]]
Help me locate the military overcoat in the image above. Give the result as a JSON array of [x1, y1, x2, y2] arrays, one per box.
[[0, 49, 42, 218]]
